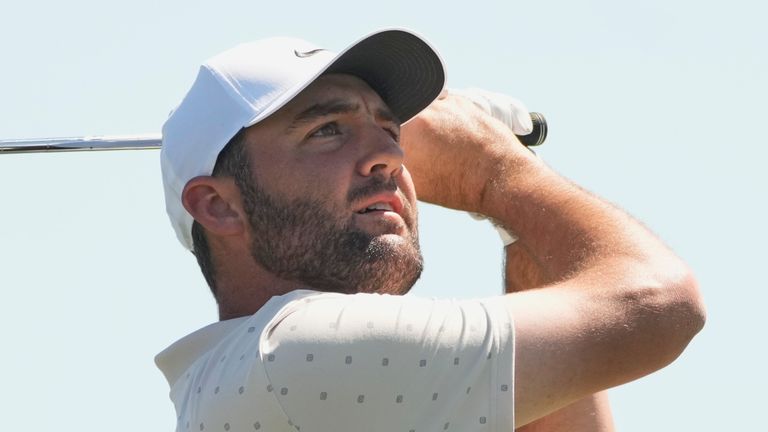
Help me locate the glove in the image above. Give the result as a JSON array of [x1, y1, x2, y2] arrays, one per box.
[[451, 87, 530, 246], [468, 212, 519, 246], [448, 87, 533, 136]]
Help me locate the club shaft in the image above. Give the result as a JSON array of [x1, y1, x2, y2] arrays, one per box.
[[0, 113, 547, 154], [0, 135, 162, 154]]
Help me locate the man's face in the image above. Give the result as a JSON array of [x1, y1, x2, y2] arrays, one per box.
[[236, 74, 422, 295]]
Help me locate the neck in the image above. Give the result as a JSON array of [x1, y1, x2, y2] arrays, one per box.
[[211, 243, 305, 321], [215, 270, 305, 320]]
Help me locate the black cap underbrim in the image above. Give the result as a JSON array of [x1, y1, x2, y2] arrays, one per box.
[[325, 29, 445, 124]]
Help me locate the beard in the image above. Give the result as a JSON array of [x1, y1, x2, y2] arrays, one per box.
[[236, 173, 423, 295]]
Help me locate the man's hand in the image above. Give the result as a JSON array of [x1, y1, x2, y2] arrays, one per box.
[[401, 91, 538, 213], [448, 88, 534, 137]]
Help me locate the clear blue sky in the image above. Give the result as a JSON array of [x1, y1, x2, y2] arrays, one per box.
[[1, 1, 765, 430]]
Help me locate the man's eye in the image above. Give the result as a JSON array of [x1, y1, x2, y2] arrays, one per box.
[[310, 122, 341, 138], [385, 127, 400, 141]]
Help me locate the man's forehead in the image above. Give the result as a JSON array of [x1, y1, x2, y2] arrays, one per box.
[[241, 73, 399, 143], [282, 73, 396, 120]]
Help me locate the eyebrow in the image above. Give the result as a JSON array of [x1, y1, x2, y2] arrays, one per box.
[[375, 106, 400, 126], [287, 99, 359, 131], [287, 98, 401, 131]]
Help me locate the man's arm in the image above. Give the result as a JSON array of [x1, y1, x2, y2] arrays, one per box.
[[506, 243, 615, 432], [402, 93, 706, 427]]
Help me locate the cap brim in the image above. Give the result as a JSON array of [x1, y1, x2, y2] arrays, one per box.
[[325, 29, 445, 123], [245, 29, 445, 128]]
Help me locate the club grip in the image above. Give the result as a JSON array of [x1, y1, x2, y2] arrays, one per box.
[[517, 112, 547, 147]]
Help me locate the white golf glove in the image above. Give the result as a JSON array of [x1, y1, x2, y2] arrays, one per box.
[[448, 87, 533, 136], [450, 87, 531, 246]]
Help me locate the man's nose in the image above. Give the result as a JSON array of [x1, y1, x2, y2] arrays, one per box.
[[356, 125, 405, 178]]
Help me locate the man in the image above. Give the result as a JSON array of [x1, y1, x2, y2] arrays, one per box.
[[156, 29, 705, 431]]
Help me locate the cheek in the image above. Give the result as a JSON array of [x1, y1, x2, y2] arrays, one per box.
[[249, 149, 297, 196], [253, 153, 350, 204], [398, 167, 418, 205], [291, 161, 354, 208]]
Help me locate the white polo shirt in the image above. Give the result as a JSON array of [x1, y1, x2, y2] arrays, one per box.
[[156, 290, 515, 432]]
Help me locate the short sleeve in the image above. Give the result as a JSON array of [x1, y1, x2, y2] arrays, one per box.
[[260, 292, 515, 432]]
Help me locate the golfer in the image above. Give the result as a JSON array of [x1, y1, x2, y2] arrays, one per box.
[[155, 29, 705, 431]]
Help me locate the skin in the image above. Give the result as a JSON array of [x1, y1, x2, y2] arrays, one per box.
[[505, 243, 615, 431], [183, 74, 420, 319], [231, 123, 423, 298], [402, 92, 705, 426], [183, 73, 706, 428]]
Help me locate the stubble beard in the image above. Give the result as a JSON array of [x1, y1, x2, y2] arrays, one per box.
[[236, 174, 424, 295]]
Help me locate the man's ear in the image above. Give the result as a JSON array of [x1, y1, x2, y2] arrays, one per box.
[[182, 176, 245, 236]]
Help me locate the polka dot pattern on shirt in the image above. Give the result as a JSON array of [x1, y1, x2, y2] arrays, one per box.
[[160, 291, 515, 432]]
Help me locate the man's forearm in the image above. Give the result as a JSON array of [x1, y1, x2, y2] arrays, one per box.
[[505, 243, 616, 431], [487, 153, 670, 278], [403, 94, 704, 424]]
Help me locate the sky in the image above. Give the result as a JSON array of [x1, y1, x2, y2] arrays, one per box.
[[0, 0, 765, 430]]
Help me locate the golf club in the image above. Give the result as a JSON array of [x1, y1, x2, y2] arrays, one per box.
[[0, 113, 547, 154]]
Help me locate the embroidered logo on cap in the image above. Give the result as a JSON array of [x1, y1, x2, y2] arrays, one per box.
[[294, 48, 327, 58]]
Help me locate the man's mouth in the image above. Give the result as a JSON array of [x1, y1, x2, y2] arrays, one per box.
[[357, 202, 395, 214], [354, 193, 404, 217]]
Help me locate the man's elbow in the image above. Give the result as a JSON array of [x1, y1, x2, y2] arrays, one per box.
[[638, 263, 706, 368], [673, 269, 706, 347]]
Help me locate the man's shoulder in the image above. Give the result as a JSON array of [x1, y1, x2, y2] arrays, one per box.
[[156, 290, 510, 387], [153, 289, 348, 384]]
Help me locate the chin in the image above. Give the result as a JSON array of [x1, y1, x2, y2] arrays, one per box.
[[358, 236, 423, 296]]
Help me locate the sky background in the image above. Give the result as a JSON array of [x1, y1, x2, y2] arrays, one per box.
[[1, 0, 765, 430]]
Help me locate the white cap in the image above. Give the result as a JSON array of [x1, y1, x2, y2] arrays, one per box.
[[161, 29, 445, 250]]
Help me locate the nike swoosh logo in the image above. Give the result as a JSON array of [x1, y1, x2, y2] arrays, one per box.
[[294, 48, 327, 58]]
